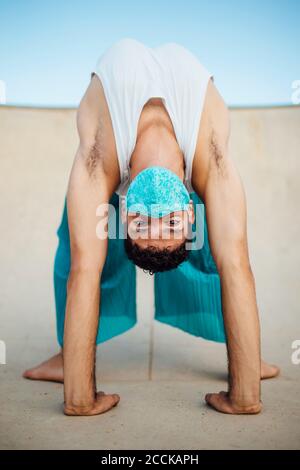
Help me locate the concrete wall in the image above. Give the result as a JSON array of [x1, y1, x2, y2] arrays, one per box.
[[0, 104, 299, 362], [1, 104, 300, 450]]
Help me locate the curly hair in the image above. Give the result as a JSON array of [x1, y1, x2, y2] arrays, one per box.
[[124, 236, 190, 275]]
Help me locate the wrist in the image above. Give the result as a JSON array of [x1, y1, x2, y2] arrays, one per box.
[[229, 372, 261, 402], [228, 394, 262, 414], [64, 389, 96, 415], [64, 400, 95, 415], [228, 390, 261, 409]]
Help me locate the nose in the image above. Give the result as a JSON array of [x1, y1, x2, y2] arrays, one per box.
[[149, 218, 161, 239]]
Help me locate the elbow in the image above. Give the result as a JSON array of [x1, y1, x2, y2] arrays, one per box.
[[214, 244, 253, 278], [68, 258, 102, 285], [67, 266, 101, 296]]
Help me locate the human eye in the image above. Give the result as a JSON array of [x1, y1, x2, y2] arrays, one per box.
[[133, 218, 148, 231], [168, 216, 182, 226], [163, 216, 183, 232], [169, 218, 180, 226]]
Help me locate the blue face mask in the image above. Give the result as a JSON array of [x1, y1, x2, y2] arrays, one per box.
[[125, 166, 191, 218]]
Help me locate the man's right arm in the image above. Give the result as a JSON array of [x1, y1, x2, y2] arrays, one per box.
[[63, 77, 120, 415]]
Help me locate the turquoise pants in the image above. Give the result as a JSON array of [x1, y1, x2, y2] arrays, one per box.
[[53, 192, 226, 346]]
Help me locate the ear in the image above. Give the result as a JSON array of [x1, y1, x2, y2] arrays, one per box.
[[120, 196, 127, 224], [188, 199, 195, 224]]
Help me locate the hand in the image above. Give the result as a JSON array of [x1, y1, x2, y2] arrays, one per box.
[[205, 391, 262, 415], [64, 391, 120, 416]]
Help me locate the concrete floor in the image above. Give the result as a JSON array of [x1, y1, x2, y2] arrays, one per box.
[[0, 105, 300, 449], [1, 266, 299, 450]]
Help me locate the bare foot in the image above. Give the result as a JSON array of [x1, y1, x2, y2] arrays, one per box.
[[261, 360, 280, 380], [205, 391, 262, 415], [64, 391, 120, 416], [23, 352, 63, 383]]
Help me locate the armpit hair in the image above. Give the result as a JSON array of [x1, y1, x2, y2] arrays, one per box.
[[210, 130, 223, 167], [85, 128, 104, 178], [209, 130, 228, 178]]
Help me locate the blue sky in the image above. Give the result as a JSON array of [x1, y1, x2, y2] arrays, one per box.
[[0, 0, 299, 107]]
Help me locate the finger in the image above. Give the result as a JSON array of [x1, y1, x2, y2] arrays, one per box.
[[205, 392, 234, 414], [89, 394, 120, 416], [112, 393, 120, 406]]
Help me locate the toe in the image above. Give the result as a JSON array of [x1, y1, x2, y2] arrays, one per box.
[[205, 393, 212, 403], [23, 369, 35, 379], [113, 394, 120, 406]]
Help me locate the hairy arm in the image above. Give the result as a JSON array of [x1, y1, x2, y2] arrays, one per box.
[[193, 82, 261, 414], [63, 77, 120, 415]]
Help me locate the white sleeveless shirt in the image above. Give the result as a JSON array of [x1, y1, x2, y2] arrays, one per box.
[[92, 38, 213, 195]]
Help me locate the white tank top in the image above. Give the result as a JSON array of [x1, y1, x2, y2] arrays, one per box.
[[92, 38, 213, 195]]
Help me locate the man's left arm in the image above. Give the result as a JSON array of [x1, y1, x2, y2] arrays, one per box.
[[193, 89, 262, 414]]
